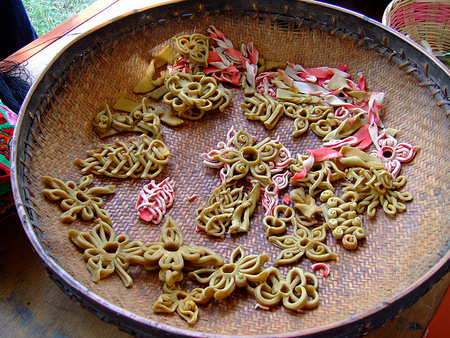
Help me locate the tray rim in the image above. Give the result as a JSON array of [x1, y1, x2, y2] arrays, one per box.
[[11, 0, 450, 336]]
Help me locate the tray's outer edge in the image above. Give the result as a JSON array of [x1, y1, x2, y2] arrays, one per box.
[[10, 0, 450, 337]]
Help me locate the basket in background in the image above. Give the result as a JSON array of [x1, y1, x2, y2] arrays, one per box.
[[382, 0, 450, 59]]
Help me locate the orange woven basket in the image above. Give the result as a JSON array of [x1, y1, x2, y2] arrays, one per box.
[[382, 0, 450, 55]]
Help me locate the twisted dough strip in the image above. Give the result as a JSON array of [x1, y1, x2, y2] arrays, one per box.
[[74, 134, 170, 179], [240, 92, 288, 130]]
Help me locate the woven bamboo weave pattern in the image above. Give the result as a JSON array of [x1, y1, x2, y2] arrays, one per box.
[[15, 7, 450, 337]]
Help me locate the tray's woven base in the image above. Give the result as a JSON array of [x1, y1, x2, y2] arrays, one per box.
[[18, 10, 449, 337]]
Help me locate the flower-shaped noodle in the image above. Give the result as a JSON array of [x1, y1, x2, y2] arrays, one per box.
[[68, 219, 144, 287], [263, 205, 337, 265], [43, 174, 115, 224], [172, 33, 210, 67], [139, 216, 224, 286], [254, 266, 319, 310], [209, 128, 288, 185], [370, 131, 419, 178], [344, 167, 412, 216], [189, 245, 269, 300], [164, 72, 232, 120]]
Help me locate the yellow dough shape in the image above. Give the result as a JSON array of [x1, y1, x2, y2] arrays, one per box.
[[92, 97, 164, 139], [74, 134, 170, 179], [343, 167, 412, 217], [319, 190, 366, 250], [129, 216, 224, 287], [290, 187, 323, 219], [134, 45, 177, 94], [163, 72, 232, 120], [68, 219, 145, 287], [195, 181, 261, 237], [153, 283, 200, 325], [263, 205, 337, 265], [211, 129, 285, 185], [253, 266, 319, 310], [172, 33, 210, 67], [188, 245, 270, 301], [43, 174, 115, 224], [290, 154, 346, 197]]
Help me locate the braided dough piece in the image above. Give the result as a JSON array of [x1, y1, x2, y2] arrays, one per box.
[[74, 134, 170, 179]]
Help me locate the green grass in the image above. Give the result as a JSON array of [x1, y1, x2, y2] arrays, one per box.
[[23, 0, 98, 37]]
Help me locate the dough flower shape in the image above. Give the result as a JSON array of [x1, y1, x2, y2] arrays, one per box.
[[138, 216, 224, 287], [68, 219, 144, 287], [43, 174, 115, 224], [189, 245, 270, 301], [203, 127, 291, 186], [370, 131, 419, 178], [152, 283, 202, 325], [254, 266, 319, 311], [163, 72, 232, 120], [263, 205, 337, 265], [172, 33, 210, 67], [344, 167, 412, 217]]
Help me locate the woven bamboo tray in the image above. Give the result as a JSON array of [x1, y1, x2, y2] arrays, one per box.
[[11, 0, 450, 336]]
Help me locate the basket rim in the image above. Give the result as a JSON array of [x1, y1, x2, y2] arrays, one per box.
[[11, 0, 450, 336]]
